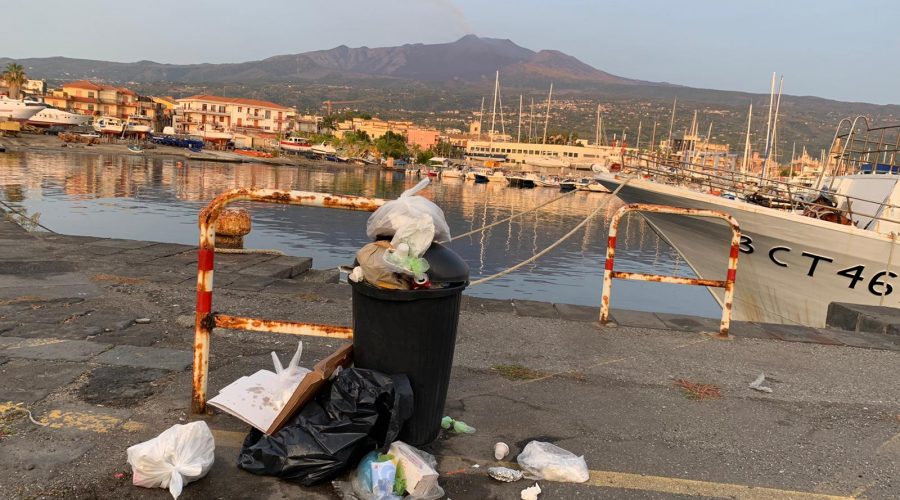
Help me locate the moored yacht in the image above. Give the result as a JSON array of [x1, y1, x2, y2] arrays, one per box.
[[28, 107, 91, 127], [279, 136, 312, 153]]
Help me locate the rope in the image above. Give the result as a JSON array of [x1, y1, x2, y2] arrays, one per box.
[[214, 247, 285, 256], [469, 179, 630, 286], [0, 199, 56, 233], [444, 188, 578, 243]]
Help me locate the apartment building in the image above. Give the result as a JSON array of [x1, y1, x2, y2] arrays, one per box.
[[335, 117, 440, 149], [174, 95, 296, 137], [44, 80, 140, 119]]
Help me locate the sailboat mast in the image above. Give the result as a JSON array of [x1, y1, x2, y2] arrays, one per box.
[[542, 83, 553, 145], [666, 98, 677, 153], [650, 117, 658, 151], [766, 75, 784, 178], [479, 96, 485, 139], [742, 103, 752, 173], [489, 71, 499, 151], [595, 104, 601, 146], [529, 98, 535, 142], [762, 72, 776, 174], [517, 94, 522, 143], [636, 120, 642, 150]]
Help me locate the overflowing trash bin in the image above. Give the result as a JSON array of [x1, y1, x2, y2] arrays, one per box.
[[350, 179, 469, 445]]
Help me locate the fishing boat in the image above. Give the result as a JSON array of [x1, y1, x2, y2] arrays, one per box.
[[559, 178, 579, 192], [596, 116, 900, 328], [0, 96, 47, 121], [279, 136, 312, 153], [311, 142, 337, 156]]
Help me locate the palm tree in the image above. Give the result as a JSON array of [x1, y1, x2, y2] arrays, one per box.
[[2, 63, 27, 99]]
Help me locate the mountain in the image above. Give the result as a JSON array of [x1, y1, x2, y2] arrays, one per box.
[[0, 35, 643, 86]]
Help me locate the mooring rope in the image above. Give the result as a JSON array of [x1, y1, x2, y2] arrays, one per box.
[[214, 247, 285, 256], [443, 187, 579, 243], [468, 179, 630, 287], [0, 199, 57, 233]]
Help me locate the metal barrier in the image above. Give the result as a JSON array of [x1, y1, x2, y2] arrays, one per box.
[[192, 188, 386, 413], [599, 203, 741, 338]]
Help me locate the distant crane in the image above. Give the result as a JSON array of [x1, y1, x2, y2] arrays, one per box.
[[322, 100, 366, 115]]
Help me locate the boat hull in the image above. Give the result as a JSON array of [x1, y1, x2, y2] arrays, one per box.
[[597, 175, 898, 327]]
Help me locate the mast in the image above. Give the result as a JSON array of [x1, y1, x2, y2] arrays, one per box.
[[636, 120, 642, 151], [478, 96, 485, 139], [542, 83, 553, 145], [595, 104, 601, 146], [741, 103, 752, 173], [498, 89, 506, 137], [529, 98, 535, 142], [488, 70, 499, 152], [762, 72, 776, 175], [666, 98, 677, 153], [650, 117, 658, 151], [517, 94, 523, 143], [766, 75, 784, 179]]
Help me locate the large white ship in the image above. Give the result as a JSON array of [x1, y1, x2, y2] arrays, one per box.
[[0, 96, 47, 121], [28, 107, 91, 127], [597, 117, 900, 328]]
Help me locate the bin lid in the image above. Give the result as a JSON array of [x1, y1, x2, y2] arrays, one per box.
[[423, 242, 469, 284]]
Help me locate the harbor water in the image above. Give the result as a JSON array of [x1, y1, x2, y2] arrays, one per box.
[[0, 152, 721, 317]]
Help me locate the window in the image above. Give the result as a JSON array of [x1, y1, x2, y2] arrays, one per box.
[[88, 104, 94, 111], [265, 110, 271, 119], [238, 107, 242, 112], [219, 106, 225, 113], [202, 104, 207, 111], [88, 91, 94, 98], [219, 116, 224, 123]]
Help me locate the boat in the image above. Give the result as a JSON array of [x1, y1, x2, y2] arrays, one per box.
[[473, 172, 490, 183], [441, 166, 464, 179], [93, 116, 126, 135], [0, 96, 47, 121], [234, 149, 273, 159], [523, 156, 571, 169], [578, 179, 610, 193], [280, 136, 312, 153], [595, 116, 900, 328], [559, 178, 579, 191], [536, 176, 560, 188], [311, 142, 337, 156], [487, 170, 507, 182], [28, 107, 91, 127], [508, 172, 540, 188], [127, 144, 144, 153]]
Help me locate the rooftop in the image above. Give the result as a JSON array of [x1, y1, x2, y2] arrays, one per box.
[[178, 94, 293, 111]]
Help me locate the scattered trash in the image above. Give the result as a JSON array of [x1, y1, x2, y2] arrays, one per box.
[[356, 241, 411, 289], [238, 368, 413, 486], [209, 344, 350, 434], [472, 464, 480, 468], [337, 443, 444, 500], [113, 472, 126, 479], [126, 421, 215, 499], [488, 466, 523, 482], [366, 178, 450, 243], [494, 442, 510, 460], [441, 416, 476, 434], [520, 482, 542, 500], [517, 441, 589, 483], [388, 441, 442, 498], [749, 373, 774, 393], [674, 378, 723, 400], [349, 265, 365, 283], [371, 459, 400, 500], [134, 318, 151, 324]]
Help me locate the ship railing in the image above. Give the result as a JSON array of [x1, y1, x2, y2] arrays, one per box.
[[823, 116, 900, 179], [622, 153, 900, 230]]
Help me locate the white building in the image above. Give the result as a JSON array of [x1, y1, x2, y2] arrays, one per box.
[[174, 95, 296, 140]]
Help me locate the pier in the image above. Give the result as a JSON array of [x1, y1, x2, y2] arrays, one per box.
[[0, 214, 897, 498]]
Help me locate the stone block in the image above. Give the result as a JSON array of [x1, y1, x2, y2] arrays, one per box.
[[239, 256, 312, 279], [93, 345, 192, 371], [3, 339, 111, 362]]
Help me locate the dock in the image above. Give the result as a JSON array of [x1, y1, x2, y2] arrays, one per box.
[[0, 216, 897, 499]]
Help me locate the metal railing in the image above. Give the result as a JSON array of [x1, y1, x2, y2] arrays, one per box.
[[191, 188, 386, 413], [599, 203, 741, 338]]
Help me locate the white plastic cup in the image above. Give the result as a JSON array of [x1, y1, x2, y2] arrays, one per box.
[[494, 442, 510, 460]]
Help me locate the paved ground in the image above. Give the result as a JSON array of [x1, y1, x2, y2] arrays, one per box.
[[0, 217, 898, 499]]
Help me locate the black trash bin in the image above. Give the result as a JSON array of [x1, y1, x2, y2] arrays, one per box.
[[350, 242, 469, 446]]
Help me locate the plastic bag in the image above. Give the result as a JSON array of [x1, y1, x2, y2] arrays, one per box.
[[367, 179, 450, 243], [382, 242, 430, 282], [337, 446, 444, 500], [357, 241, 410, 289], [126, 421, 216, 499], [516, 441, 589, 483], [271, 341, 312, 407], [238, 368, 414, 486]]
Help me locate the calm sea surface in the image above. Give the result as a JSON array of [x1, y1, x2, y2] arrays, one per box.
[[0, 151, 720, 317]]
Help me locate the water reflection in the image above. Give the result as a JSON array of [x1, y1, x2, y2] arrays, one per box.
[[0, 151, 720, 317]]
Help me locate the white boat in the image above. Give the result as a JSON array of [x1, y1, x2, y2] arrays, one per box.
[[465, 167, 490, 181], [577, 179, 610, 193], [0, 96, 47, 121], [94, 116, 151, 136], [441, 167, 464, 178], [536, 176, 561, 188], [311, 142, 337, 155], [28, 107, 91, 127], [523, 156, 571, 168], [487, 170, 507, 182], [280, 136, 312, 153], [596, 116, 900, 328]]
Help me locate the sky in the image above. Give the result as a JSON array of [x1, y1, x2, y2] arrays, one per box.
[[2, 0, 898, 105]]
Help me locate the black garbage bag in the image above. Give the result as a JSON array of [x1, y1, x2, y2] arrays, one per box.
[[237, 368, 414, 486]]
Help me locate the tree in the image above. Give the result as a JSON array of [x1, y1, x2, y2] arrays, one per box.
[[416, 149, 434, 164], [375, 131, 408, 159], [2, 63, 26, 99]]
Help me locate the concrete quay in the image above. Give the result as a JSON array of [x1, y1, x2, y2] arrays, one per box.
[[0, 217, 898, 499]]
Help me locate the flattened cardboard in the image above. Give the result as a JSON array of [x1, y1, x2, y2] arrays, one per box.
[[266, 343, 353, 434]]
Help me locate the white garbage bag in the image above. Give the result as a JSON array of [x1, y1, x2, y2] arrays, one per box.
[[366, 179, 450, 244], [516, 441, 589, 483], [126, 421, 216, 499]]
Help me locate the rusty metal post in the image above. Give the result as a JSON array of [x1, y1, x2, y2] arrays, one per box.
[[192, 188, 386, 414], [599, 203, 741, 338]]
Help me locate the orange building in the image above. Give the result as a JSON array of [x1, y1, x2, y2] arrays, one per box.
[[44, 80, 142, 119]]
